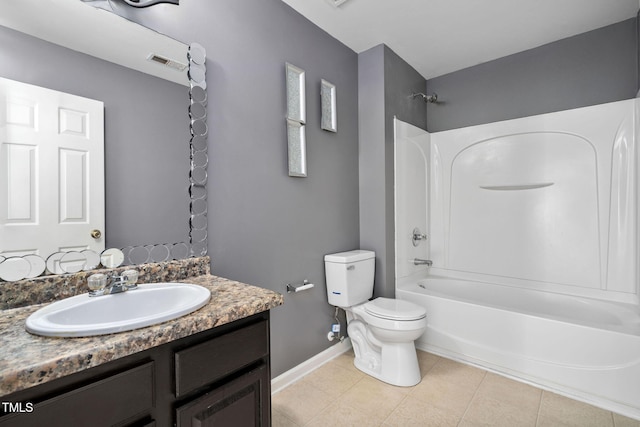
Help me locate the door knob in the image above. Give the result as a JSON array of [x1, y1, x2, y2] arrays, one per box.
[[91, 229, 102, 239]]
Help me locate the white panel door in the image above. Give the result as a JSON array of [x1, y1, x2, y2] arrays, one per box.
[[0, 77, 104, 257]]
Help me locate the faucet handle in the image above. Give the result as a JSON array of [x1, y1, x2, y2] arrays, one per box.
[[412, 227, 428, 246], [121, 269, 139, 289], [87, 273, 108, 296]]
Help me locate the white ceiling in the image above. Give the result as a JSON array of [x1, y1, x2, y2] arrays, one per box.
[[280, 0, 639, 79]]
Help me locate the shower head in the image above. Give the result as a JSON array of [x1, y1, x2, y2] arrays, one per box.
[[411, 92, 438, 104]]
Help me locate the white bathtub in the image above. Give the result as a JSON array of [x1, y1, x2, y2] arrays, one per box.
[[396, 276, 640, 420]]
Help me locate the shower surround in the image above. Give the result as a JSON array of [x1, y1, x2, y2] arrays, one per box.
[[393, 99, 640, 420]]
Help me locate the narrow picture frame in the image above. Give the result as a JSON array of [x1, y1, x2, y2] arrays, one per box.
[[286, 63, 306, 124], [286, 119, 307, 177], [320, 79, 337, 132]]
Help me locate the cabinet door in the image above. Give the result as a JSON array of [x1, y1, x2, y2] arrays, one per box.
[[0, 363, 154, 427], [176, 364, 270, 427]]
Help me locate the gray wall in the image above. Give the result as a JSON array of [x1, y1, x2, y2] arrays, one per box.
[[0, 25, 189, 250], [127, 0, 360, 376], [427, 18, 638, 132], [359, 45, 426, 298]]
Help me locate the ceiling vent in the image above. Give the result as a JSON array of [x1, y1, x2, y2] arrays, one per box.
[[147, 53, 187, 72]]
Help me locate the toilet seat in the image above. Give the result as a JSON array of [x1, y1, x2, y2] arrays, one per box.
[[364, 297, 426, 321]]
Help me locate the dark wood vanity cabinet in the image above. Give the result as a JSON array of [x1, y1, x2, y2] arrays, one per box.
[[0, 312, 272, 427]]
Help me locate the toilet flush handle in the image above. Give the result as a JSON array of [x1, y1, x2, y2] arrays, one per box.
[[347, 265, 355, 271]]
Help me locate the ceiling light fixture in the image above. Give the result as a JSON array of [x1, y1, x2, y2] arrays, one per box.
[[122, 0, 179, 7], [82, 0, 179, 8]]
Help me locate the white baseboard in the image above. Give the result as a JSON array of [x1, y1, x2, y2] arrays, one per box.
[[271, 338, 352, 395]]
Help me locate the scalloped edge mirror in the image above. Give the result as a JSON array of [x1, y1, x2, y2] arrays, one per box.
[[0, 1, 207, 281]]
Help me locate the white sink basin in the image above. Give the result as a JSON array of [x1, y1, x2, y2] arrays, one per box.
[[25, 283, 211, 337]]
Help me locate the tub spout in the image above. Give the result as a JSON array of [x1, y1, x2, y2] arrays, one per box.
[[414, 258, 433, 266]]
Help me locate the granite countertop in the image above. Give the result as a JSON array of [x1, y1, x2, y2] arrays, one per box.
[[0, 275, 283, 396]]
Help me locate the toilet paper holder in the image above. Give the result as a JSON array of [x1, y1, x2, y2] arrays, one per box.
[[286, 280, 315, 293]]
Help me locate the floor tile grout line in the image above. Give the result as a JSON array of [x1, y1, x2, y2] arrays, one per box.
[[534, 389, 544, 427], [379, 390, 413, 426], [300, 379, 385, 427], [299, 379, 341, 427], [299, 359, 369, 427], [276, 408, 303, 427], [420, 355, 442, 378], [326, 357, 417, 426], [456, 369, 488, 426], [277, 374, 342, 426]]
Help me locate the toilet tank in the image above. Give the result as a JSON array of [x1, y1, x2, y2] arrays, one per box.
[[324, 250, 375, 307]]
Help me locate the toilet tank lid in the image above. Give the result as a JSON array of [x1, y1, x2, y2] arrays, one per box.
[[324, 250, 375, 263]]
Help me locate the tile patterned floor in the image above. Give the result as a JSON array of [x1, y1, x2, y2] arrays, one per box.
[[272, 350, 640, 427]]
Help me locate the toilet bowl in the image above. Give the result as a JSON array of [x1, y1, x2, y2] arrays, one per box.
[[324, 250, 427, 387], [347, 298, 427, 386]]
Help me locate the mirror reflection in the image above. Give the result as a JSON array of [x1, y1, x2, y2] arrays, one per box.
[[0, 0, 206, 281]]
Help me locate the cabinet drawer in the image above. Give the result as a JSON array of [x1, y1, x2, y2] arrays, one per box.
[[0, 362, 154, 427], [176, 363, 269, 427], [175, 320, 268, 397]]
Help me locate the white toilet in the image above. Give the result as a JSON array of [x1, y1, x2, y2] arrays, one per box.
[[324, 250, 427, 387]]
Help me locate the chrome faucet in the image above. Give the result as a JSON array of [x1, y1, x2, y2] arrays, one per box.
[[88, 269, 139, 297], [413, 258, 433, 266], [106, 274, 130, 294]]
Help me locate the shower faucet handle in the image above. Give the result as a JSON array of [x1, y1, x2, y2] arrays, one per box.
[[412, 227, 428, 246]]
